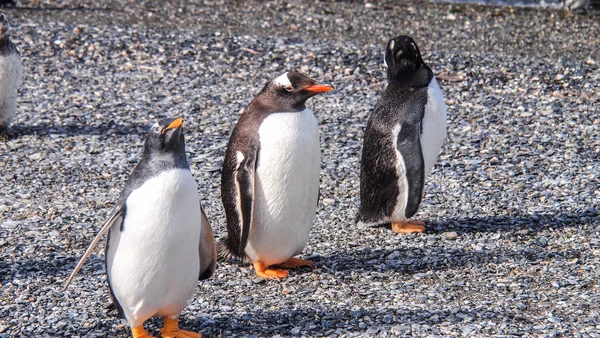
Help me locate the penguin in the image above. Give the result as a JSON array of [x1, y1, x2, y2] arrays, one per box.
[[0, 11, 22, 139], [64, 117, 217, 338], [220, 71, 333, 278], [564, 0, 590, 13], [356, 36, 447, 234]]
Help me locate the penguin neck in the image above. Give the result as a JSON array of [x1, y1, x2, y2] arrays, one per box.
[[140, 148, 190, 175], [387, 65, 433, 90]]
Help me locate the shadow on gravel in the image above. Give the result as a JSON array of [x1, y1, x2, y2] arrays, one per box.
[[11, 122, 148, 137], [11, 6, 114, 12], [426, 211, 599, 235], [201, 305, 523, 336], [313, 211, 598, 274], [1, 255, 103, 283], [313, 245, 584, 275]]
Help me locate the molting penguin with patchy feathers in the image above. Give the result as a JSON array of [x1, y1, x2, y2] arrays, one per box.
[[64, 117, 217, 338], [220, 71, 334, 279], [356, 35, 447, 234], [0, 11, 22, 139]]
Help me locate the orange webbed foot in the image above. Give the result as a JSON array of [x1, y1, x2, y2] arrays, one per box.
[[253, 261, 289, 279], [132, 326, 156, 338], [275, 257, 315, 269], [392, 221, 426, 234], [160, 317, 202, 338]]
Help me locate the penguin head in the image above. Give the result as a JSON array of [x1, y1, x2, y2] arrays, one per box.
[[144, 117, 186, 156], [259, 71, 334, 110], [0, 12, 10, 37], [384, 36, 425, 80]]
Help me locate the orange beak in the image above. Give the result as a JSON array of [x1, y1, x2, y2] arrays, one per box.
[[304, 84, 334, 93], [162, 117, 184, 134]]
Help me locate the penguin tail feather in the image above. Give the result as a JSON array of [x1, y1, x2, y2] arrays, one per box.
[[216, 240, 251, 264]]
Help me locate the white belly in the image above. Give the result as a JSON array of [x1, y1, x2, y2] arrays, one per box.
[[421, 77, 447, 178], [0, 53, 22, 128], [106, 169, 201, 327], [245, 109, 320, 266]]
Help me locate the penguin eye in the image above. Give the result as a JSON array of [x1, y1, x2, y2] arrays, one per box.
[[153, 125, 161, 134], [283, 85, 293, 92]]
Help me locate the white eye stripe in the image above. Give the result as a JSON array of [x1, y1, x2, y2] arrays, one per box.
[[388, 40, 395, 50], [273, 72, 293, 88]]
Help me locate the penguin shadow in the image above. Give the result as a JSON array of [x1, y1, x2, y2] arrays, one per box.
[[200, 305, 520, 337], [11, 121, 148, 137], [9, 5, 114, 12], [427, 211, 597, 235], [1, 254, 98, 293], [311, 211, 596, 275]]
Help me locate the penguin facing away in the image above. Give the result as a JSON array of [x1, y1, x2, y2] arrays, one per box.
[[356, 36, 447, 234], [64, 117, 217, 338], [220, 71, 333, 279], [0, 11, 22, 139]]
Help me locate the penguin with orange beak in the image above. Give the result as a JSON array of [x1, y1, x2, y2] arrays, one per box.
[[65, 117, 217, 338], [220, 71, 334, 278]]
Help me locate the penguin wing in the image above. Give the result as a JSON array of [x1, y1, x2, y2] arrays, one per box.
[[396, 122, 425, 218], [63, 205, 125, 290], [198, 204, 217, 280], [235, 143, 259, 254]]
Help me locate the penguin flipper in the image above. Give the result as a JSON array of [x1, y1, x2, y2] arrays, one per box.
[[235, 145, 259, 255], [63, 205, 125, 290], [198, 204, 217, 280], [396, 122, 425, 218]]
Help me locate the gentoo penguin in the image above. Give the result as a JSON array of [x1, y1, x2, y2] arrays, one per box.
[[220, 71, 333, 278], [356, 35, 447, 234], [564, 0, 590, 12], [0, 11, 22, 139], [64, 117, 217, 338]]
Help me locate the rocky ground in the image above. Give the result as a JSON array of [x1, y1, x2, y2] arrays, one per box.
[[0, 0, 599, 337]]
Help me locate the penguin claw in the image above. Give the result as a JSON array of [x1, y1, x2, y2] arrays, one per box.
[[161, 330, 202, 338], [391, 221, 426, 234], [131, 326, 156, 338], [160, 317, 202, 338], [275, 257, 315, 269], [253, 261, 289, 279]]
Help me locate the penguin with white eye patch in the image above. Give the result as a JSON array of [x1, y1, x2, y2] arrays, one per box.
[[220, 71, 334, 279], [64, 117, 217, 338], [356, 36, 447, 234]]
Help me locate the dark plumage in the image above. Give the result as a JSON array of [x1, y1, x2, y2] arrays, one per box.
[[356, 36, 447, 234], [219, 71, 333, 278]]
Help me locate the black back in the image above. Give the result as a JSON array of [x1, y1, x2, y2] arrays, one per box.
[[104, 117, 189, 316], [357, 36, 434, 226]]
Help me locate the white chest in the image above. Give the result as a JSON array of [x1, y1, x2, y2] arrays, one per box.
[[123, 169, 201, 236], [256, 109, 320, 171], [106, 168, 202, 325], [245, 109, 321, 265]]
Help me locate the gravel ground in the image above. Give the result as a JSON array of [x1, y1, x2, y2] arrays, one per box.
[[1, 0, 599, 337]]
